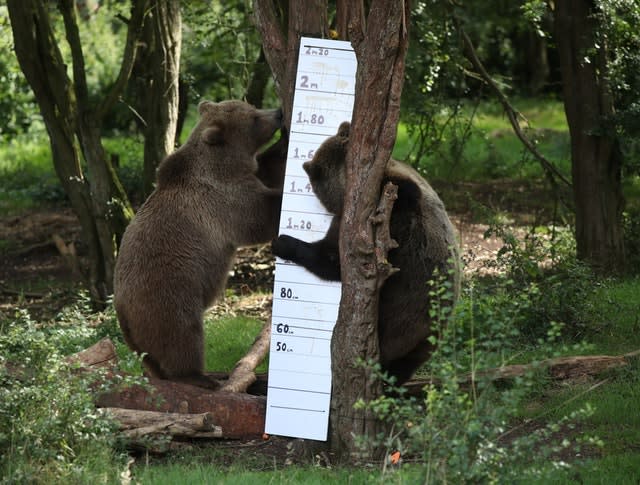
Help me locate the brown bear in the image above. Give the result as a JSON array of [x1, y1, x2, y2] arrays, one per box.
[[272, 122, 460, 385], [114, 100, 286, 390]]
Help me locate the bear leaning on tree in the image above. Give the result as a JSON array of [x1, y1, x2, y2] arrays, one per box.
[[272, 121, 461, 385], [114, 100, 287, 390]]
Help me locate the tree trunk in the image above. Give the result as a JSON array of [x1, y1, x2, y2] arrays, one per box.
[[330, 1, 410, 462], [252, 0, 328, 125], [7, 0, 147, 305], [253, 0, 409, 461], [244, 48, 271, 108], [134, 0, 182, 197], [553, 0, 626, 273]]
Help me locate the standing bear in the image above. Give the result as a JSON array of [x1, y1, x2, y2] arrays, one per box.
[[272, 122, 460, 385], [114, 100, 286, 390]]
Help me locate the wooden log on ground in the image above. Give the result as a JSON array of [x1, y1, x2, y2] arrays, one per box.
[[96, 378, 266, 438], [66, 337, 118, 369], [221, 320, 271, 393], [404, 350, 640, 396], [100, 408, 223, 439]]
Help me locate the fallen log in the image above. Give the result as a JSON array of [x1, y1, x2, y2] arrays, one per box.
[[100, 408, 223, 439], [66, 337, 118, 369], [96, 378, 266, 438], [404, 350, 640, 396], [221, 320, 271, 393], [470, 350, 640, 381]]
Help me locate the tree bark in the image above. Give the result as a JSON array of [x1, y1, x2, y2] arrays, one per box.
[[7, 0, 147, 306], [330, 2, 410, 461], [134, 0, 182, 197], [253, 0, 410, 460], [244, 48, 271, 108], [252, 0, 328, 125], [553, 0, 626, 273]]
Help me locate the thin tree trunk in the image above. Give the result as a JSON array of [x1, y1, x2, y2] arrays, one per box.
[[553, 0, 625, 273], [138, 0, 182, 197], [330, 1, 410, 461], [244, 48, 271, 108], [8, 0, 146, 305]]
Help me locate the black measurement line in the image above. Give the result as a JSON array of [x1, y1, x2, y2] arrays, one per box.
[[273, 324, 333, 333], [271, 313, 336, 325], [276, 278, 339, 289], [272, 324, 334, 334], [268, 385, 330, 395], [302, 43, 354, 53], [274, 294, 338, 305], [295, 105, 353, 114], [281, 208, 331, 217], [295, 88, 355, 96], [272, 333, 331, 342], [269, 367, 331, 377], [290, 130, 337, 137], [269, 405, 326, 413], [297, 68, 355, 77]]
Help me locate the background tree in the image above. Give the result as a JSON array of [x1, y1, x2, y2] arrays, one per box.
[[7, 0, 147, 306], [553, 0, 626, 272], [129, 0, 182, 197], [253, 0, 410, 460]]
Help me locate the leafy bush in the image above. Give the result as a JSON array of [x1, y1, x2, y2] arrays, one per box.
[[622, 206, 640, 274], [482, 219, 600, 341], [0, 308, 131, 484], [356, 273, 599, 483]]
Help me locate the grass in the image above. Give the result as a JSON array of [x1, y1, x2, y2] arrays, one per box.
[[0, 133, 61, 213], [0, 130, 144, 213], [204, 313, 268, 373], [131, 463, 386, 485], [393, 97, 571, 184], [111, 275, 640, 484]]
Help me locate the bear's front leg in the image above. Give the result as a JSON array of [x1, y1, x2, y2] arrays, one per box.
[[272, 235, 341, 281]]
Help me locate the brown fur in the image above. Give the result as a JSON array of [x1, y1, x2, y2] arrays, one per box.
[[272, 122, 461, 384], [114, 100, 286, 389]]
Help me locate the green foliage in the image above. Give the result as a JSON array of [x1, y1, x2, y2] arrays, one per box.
[[181, 1, 273, 104], [0, 8, 39, 138], [102, 135, 145, 203], [481, 217, 599, 341], [0, 308, 130, 484], [396, 98, 571, 185], [594, 0, 640, 173], [356, 274, 599, 483], [0, 132, 65, 212]]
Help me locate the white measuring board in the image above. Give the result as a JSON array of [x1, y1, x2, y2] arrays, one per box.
[[265, 37, 357, 441]]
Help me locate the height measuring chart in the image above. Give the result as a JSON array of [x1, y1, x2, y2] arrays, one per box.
[[265, 37, 357, 441]]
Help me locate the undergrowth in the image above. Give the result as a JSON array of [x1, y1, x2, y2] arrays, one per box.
[[0, 302, 139, 484]]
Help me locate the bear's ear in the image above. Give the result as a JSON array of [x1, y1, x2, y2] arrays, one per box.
[[198, 100, 216, 115], [337, 122, 350, 137], [202, 125, 224, 145]]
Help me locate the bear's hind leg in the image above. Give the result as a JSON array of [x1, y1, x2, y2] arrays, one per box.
[[160, 315, 221, 390], [383, 341, 435, 386]]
